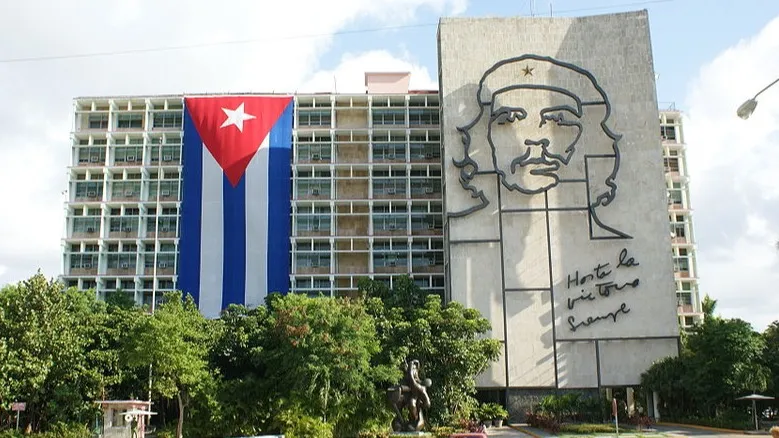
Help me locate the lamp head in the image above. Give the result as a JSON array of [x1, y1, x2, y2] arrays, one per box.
[[737, 98, 758, 120]]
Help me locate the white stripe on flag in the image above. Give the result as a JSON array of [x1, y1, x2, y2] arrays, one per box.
[[199, 144, 224, 318], [244, 137, 270, 308]]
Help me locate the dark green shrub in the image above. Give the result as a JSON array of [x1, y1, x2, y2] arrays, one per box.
[[559, 423, 616, 434]]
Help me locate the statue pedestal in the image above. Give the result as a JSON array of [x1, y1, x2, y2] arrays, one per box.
[[390, 433, 432, 437]]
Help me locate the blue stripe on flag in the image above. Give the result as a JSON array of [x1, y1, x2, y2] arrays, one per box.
[[222, 174, 247, 309], [179, 110, 203, 304], [266, 102, 294, 295]]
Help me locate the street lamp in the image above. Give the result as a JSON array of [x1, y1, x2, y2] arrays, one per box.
[[737, 76, 779, 120]]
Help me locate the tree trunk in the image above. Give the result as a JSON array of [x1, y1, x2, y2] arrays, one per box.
[[176, 391, 185, 438]]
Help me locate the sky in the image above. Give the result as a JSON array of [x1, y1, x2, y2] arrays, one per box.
[[0, 0, 778, 331]]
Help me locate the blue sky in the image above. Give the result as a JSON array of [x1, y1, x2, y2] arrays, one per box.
[[318, 0, 779, 108], [0, 0, 778, 330]]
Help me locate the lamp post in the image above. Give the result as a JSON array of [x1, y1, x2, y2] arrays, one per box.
[[737, 76, 779, 120]]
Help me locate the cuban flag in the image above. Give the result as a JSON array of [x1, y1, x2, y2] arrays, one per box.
[[178, 95, 293, 318]]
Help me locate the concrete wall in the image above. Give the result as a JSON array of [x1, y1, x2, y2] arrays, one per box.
[[438, 11, 679, 394]]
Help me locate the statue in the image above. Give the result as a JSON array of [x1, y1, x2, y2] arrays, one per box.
[[387, 359, 432, 432]]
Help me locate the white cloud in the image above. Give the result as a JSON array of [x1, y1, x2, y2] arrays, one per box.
[[0, 0, 464, 286], [685, 14, 779, 332], [301, 50, 438, 93]]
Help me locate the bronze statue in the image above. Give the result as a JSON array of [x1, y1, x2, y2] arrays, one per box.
[[387, 359, 432, 432]]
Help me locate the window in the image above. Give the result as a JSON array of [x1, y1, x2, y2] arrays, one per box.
[[660, 125, 676, 140], [373, 142, 406, 161], [111, 181, 141, 198], [373, 179, 406, 196], [677, 293, 693, 305], [410, 178, 440, 196], [408, 109, 439, 125], [668, 182, 683, 206], [664, 157, 679, 173], [683, 316, 694, 326], [120, 279, 135, 290], [297, 142, 332, 162], [153, 112, 183, 129], [70, 254, 97, 269], [150, 145, 181, 163], [298, 110, 331, 126], [296, 215, 331, 232], [158, 279, 175, 290], [114, 146, 143, 164], [73, 217, 100, 233], [412, 252, 443, 267], [409, 142, 440, 160], [88, 114, 109, 129], [109, 217, 139, 233], [78, 147, 106, 164], [107, 254, 136, 270], [147, 216, 178, 233], [296, 253, 330, 268], [373, 252, 407, 268], [411, 214, 442, 231], [74, 181, 103, 199], [296, 180, 331, 198], [117, 113, 143, 129], [373, 214, 407, 232], [149, 181, 179, 199], [372, 109, 405, 126]]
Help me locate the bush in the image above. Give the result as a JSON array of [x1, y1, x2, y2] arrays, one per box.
[[455, 417, 485, 433], [0, 424, 91, 438], [559, 423, 616, 434], [478, 402, 508, 420], [276, 408, 333, 438], [628, 414, 654, 429], [525, 412, 560, 434], [430, 426, 457, 437]]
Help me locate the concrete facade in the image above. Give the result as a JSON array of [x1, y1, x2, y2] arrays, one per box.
[[438, 11, 680, 394]]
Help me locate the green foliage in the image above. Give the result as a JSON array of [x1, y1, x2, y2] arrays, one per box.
[[123, 291, 215, 438], [559, 423, 617, 434], [0, 273, 504, 436], [763, 321, 779, 403], [642, 312, 772, 422], [275, 405, 334, 438], [477, 402, 508, 420], [0, 274, 108, 431], [261, 293, 393, 436], [534, 393, 605, 423], [361, 276, 502, 426]]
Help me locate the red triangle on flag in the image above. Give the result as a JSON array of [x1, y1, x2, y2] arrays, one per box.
[[185, 96, 292, 186]]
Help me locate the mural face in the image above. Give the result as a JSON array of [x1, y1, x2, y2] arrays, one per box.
[[451, 54, 629, 239]]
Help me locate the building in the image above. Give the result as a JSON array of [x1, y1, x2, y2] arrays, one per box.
[[661, 109, 704, 328], [60, 88, 702, 324], [61, 76, 444, 310]]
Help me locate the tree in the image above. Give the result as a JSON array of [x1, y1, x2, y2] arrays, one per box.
[[701, 295, 718, 322], [0, 273, 105, 431], [123, 292, 215, 438], [361, 276, 502, 425], [762, 321, 779, 408], [643, 314, 770, 420], [260, 293, 395, 436]]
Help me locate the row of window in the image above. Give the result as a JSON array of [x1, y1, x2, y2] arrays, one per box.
[[295, 253, 444, 269], [76, 146, 181, 165], [63, 278, 176, 291], [297, 109, 439, 127], [73, 181, 180, 200], [87, 113, 182, 130], [69, 253, 176, 270]]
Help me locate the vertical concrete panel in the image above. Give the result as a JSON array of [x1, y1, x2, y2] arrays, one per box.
[[556, 341, 598, 388], [506, 291, 555, 387], [440, 11, 679, 391], [449, 241, 505, 387]]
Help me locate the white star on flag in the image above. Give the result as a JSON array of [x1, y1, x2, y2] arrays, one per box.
[[220, 102, 256, 132]]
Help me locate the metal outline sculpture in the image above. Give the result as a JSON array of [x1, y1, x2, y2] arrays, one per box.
[[450, 54, 631, 240]]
